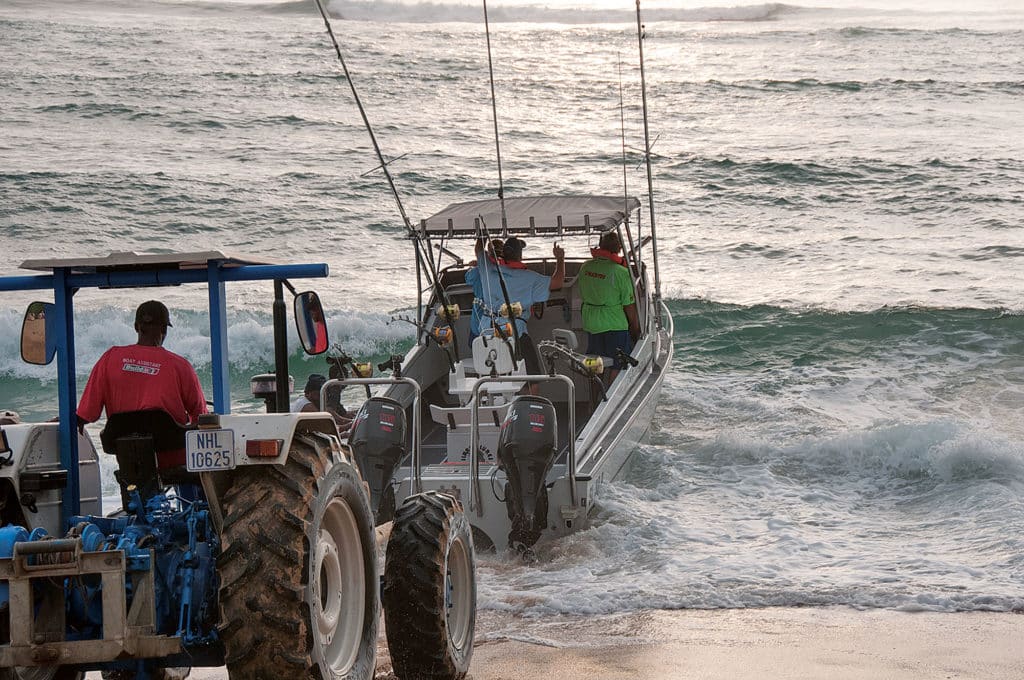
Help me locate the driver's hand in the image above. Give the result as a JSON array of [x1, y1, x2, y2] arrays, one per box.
[[553, 243, 565, 260]]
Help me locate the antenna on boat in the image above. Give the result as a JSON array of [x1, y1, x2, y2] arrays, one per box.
[[635, 0, 663, 324], [312, 0, 461, 349], [482, 0, 509, 232]]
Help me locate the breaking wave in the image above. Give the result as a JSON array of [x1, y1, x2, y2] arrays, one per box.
[[321, 1, 799, 24], [44, 0, 804, 24]]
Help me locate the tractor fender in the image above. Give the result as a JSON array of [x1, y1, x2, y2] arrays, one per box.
[[0, 423, 101, 532], [214, 412, 345, 468]]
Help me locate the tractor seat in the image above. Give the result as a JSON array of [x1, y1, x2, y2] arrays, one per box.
[[100, 409, 186, 452], [100, 410, 198, 500]]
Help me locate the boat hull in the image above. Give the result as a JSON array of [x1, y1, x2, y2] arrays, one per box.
[[394, 300, 674, 552]]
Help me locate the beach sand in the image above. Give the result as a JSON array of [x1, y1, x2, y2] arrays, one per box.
[[86, 606, 1020, 679], [455, 607, 1024, 680]]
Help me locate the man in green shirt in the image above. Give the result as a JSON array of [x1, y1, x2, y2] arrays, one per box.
[[578, 231, 640, 381]]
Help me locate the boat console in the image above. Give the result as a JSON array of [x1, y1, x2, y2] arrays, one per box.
[[430, 333, 526, 463]]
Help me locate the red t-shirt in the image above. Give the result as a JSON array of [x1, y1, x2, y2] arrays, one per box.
[[314, 319, 327, 353], [77, 344, 208, 427]]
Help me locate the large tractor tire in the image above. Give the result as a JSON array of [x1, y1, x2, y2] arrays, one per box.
[[383, 492, 476, 680], [217, 439, 378, 680]]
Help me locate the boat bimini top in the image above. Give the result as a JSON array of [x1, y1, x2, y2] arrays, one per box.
[[418, 195, 642, 238]]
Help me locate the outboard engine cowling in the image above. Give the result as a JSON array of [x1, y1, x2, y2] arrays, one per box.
[[496, 395, 558, 550], [349, 397, 407, 524]]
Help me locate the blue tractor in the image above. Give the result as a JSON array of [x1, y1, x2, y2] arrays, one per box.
[[0, 251, 476, 679]]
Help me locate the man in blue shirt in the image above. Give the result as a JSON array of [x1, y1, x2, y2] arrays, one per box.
[[466, 236, 565, 375], [467, 239, 504, 343]]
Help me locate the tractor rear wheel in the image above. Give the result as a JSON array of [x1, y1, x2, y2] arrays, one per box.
[[383, 492, 476, 680], [218, 438, 378, 680]]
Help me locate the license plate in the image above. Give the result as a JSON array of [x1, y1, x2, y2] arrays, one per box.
[[185, 429, 236, 472]]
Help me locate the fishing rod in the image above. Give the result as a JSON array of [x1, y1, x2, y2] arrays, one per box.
[[618, 55, 632, 248], [313, 0, 409, 230], [477, 217, 522, 371], [616, 54, 639, 273], [482, 0, 508, 231], [312, 0, 462, 349], [479, 0, 516, 353], [634, 0, 663, 326]]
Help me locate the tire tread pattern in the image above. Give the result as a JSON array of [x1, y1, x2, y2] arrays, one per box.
[[383, 492, 475, 680], [217, 440, 326, 680]]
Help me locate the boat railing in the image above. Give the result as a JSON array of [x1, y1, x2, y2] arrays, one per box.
[[322, 377, 424, 494], [468, 374, 577, 515]]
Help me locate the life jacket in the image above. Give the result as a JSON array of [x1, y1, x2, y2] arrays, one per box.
[[590, 248, 625, 266]]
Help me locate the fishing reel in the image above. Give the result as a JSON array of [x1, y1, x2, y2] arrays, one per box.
[[433, 325, 454, 346], [538, 342, 604, 377], [538, 341, 609, 402], [389, 314, 457, 371], [491, 321, 515, 341], [431, 304, 460, 346], [326, 345, 373, 381], [499, 301, 524, 319], [582, 355, 605, 375], [436, 303, 461, 322]]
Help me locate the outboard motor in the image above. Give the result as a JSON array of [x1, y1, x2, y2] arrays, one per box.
[[349, 397, 407, 524], [496, 395, 558, 551]]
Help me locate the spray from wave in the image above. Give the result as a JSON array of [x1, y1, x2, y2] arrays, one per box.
[[321, 0, 798, 23], [0, 305, 414, 380], [83, 0, 802, 23]]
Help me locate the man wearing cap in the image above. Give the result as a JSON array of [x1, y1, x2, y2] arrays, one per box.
[[77, 300, 207, 436], [292, 373, 352, 430], [578, 231, 640, 382], [467, 236, 565, 375]]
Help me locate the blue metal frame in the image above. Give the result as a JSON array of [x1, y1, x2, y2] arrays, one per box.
[[207, 266, 231, 414], [1, 260, 328, 528], [53, 269, 80, 516]]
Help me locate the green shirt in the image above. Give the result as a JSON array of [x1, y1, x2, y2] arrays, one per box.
[[578, 257, 635, 334]]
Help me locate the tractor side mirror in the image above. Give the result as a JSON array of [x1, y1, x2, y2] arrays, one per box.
[[294, 291, 329, 355], [21, 301, 57, 366]]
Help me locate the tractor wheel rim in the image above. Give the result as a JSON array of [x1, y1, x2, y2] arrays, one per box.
[[316, 496, 365, 673], [445, 531, 473, 653]]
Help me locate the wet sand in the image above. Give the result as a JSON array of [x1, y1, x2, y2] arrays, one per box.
[[92, 606, 1021, 679], [458, 607, 1024, 680]]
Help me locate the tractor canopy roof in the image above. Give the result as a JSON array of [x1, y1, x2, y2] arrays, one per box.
[[20, 250, 269, 273]]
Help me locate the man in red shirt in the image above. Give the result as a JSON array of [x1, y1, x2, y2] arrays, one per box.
[[77, 301, 207, 460]]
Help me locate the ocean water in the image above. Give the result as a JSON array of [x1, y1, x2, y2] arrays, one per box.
[[2, 0, 1023, 633]]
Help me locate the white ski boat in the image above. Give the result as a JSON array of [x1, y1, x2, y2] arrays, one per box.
[[340, 194, 673, 553], [310, 0, 671, 554]]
